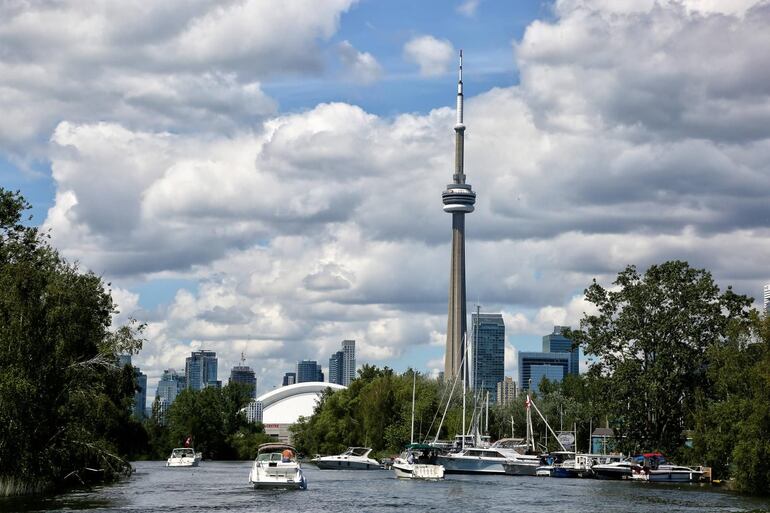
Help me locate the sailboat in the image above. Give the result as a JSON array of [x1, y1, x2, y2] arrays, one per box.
[[392, 371, 445, 480]]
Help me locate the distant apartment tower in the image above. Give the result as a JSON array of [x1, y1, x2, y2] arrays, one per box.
[[117, 354, 147, 420], [328, 340, 356, 385], [342, 340, 356, 385], [764, 283, 770, 313], [496, 376, 517, 406], [156, 369, 184, 405], [246, 400, 264, 423], [542, 326, 579, 376], [282, 372, 296, 386], [296, 360, 324, 383], [185, 350, 219, 390], [329, 351, 344, 385], [134, 370, 147, 420], [518, 352, 570, 393], [471, 312, 505, 402], [229, 364, 257, 398]]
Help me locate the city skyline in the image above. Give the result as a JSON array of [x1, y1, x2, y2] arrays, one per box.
[[2, 1, 769, 391]]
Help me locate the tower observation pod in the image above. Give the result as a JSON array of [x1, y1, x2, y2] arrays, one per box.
[[443, 50, 476, 381]]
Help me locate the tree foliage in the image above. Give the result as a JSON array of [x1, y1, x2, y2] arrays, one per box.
[[0, 189, 144, 494], [290, 366, 448, 456], [566, 261, 752, 456], [693, 312, 770, 494], [143, 382, 261, 460]]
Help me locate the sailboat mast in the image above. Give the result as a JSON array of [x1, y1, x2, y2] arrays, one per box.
[[410, 370, 416, 444]]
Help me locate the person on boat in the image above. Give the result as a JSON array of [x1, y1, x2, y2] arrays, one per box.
[[282, 448, 294, 462], [407, 450, 415, 464]]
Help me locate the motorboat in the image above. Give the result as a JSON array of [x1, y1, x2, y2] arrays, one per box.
[[550, 459, 580, 478], [630, 464, 704, 483], [592, 459, 634, 480], [392, 444, 445, 480], [249, 443, 307, 490], [312, 447, 381, 470], [437, 446, 522, 474], [166, 447, 200, 467]]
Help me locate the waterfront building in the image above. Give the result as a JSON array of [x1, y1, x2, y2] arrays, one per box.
[[244, 382, 347, 442], [496, 376, 516, 406], [156, 369, 184, 406], [471, 312, 505, 402], [764, 283, 770, 312], [591, 427, 617, 454], [296, 360, 323, 383], [342, 339, 356, 385], [229, 357, 257, 398], [518, 352, 570, 393], [443, 51, 476, 381], [328, 351, 344, 385], [185, 350, 219, 391], [542, 326, 579, 376], [282, 372, 296, 386]]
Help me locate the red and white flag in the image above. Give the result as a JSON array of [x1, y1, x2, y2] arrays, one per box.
[[184, 436, 192, 447], [525, 395, 531, 409]]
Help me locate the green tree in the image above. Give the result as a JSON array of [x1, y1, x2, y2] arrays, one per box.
[[567, 260, 752, 456], [693, 312, 770, 494], [0, 189, 144, 495]]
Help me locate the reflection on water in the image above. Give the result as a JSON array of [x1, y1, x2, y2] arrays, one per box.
[[1, 461, 768, 513]]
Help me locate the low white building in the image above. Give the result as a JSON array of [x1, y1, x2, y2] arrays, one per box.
[[243, 381, 346, 442]]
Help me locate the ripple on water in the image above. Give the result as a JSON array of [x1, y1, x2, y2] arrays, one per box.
[[0, 462, 768, 513]]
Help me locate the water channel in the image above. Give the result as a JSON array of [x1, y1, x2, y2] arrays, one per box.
[[1, 461, 768, 513]]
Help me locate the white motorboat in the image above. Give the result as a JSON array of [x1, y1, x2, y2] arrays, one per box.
[[630, 464, 704, 483], [312, 447, 381, 470], [437, 446, 522, 474], [249, 443, 307, 490], [166, 447, 200, 467], [592, 459, 633, 480], [392, 444, 445, 480]]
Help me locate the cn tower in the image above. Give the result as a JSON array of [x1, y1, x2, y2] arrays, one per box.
[[442, 50, 476, 381]]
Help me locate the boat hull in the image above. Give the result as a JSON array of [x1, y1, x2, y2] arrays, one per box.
[[593, 467, 631, 480], [632, 470, 703, 483], [166, 459, 199, 467], [437, 456, 506, 475], [502, 462, 538, 476], [392, 462, 445, 480], [249, 466, 307, 490], [313, 459, 380, 470]]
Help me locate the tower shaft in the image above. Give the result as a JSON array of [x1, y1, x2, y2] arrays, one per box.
[[444, 213, 467, 378]]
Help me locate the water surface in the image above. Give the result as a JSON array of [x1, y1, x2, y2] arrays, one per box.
[[1, 461, 768, 513]]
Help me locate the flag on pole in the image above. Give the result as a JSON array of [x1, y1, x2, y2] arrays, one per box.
[[525, 395, 531, 409]]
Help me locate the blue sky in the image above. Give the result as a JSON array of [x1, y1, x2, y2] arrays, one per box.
[[1, 0, 769, 395]]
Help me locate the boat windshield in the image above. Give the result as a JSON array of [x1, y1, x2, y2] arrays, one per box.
[[257, 452, 286, 462], [171, 449, 195, 458], [345, 447, 371, 457]]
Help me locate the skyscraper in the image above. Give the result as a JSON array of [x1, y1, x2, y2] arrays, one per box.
[[296, 360, 323, 383], [443, 51, 476, 381], [282, 372, 296, 386], [185, 350, 219, 390], [329, 351, 344, 385], [229, 360, 257, 398], [518, 352, 570, 393], [542, 326, 579, 376], [764, 283, 770, 313], [342, 340, 356, 385], [134, 370, 147, 420], [471, 312, 505, 401], [496, 376, 517, 406], [156, 369, 184, 406]]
